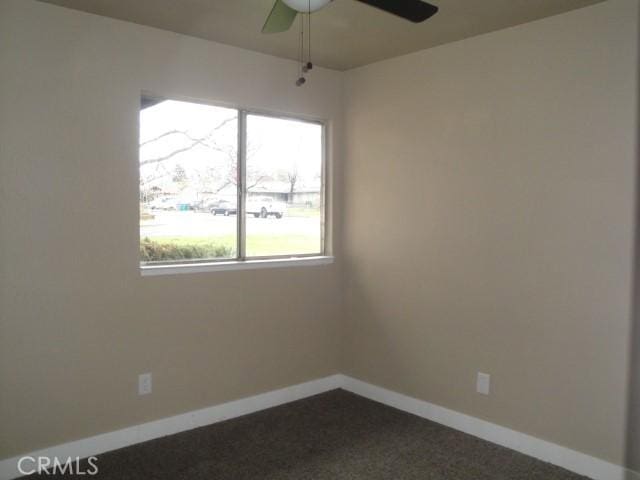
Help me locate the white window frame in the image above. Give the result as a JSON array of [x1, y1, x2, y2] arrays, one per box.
[[139, 94, 332, 276]]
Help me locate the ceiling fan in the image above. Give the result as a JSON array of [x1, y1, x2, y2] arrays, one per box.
[[262, 0, 439, 34]]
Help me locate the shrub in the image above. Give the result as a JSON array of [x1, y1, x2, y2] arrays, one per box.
[[140, 237, 233, 262]]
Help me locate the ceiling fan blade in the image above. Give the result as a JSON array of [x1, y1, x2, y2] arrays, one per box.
[[354, 0, 438, 23], [262, 0, 298, 33]]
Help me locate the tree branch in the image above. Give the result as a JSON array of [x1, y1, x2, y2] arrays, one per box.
[[139, 116, 237, 166], [247, 176, 267, 191], [139, 129, 184, 147]]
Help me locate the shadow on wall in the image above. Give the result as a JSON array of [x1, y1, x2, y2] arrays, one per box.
[[625, 7, 640, 479]]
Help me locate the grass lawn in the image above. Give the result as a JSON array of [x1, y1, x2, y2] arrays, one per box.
[[141, 234, 321, 262]]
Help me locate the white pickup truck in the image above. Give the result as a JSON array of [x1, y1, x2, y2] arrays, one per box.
[[246, 197, 286, 219]]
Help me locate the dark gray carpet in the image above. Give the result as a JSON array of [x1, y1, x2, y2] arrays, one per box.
[[41, 389, 589, 479]]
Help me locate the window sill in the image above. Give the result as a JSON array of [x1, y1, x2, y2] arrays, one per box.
[[140, 256, 334, 277]]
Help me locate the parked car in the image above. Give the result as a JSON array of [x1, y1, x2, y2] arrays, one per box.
[[209, 199, 237, 216], [246, 197, 286, 219]]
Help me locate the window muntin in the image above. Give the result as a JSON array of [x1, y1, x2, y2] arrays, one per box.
[[139, 96, 326, 267]]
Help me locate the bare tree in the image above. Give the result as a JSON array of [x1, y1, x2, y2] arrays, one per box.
[[287, 168, 298, 200], [277, 158, 300, 203], [140, 116, 236, 198], [139, 116, 236, 167], [172, 164, 188, 190], [140, 117, 268, 202]]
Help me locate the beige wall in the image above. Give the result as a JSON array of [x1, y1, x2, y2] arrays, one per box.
[[0, 0, 344, 459], [629, 6, 640, 465], [2, 0, 639, 470], [343, 0, 638, 466], [630, 261, 640, 470]]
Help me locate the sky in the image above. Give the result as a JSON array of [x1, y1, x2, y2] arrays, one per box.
[[139, 99, 322, 197]]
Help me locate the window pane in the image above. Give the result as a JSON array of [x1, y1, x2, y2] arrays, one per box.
[[245, 115, 323, 257], [139, 98, 238, 264]]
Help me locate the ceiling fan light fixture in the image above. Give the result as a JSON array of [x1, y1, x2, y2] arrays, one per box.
[[281, 0, 332, 13]]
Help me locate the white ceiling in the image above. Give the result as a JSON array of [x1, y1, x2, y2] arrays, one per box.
[[37, 0, 605, 70]]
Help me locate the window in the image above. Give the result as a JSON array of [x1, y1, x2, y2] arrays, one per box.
[[245, 114, 324, 257], [139, 96, 327, 271]]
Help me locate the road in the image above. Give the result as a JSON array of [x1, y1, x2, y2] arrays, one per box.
[[141, 211, 321, 238]]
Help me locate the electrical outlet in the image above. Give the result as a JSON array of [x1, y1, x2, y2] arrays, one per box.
[[476, 372, 490, 396], [138, 373, 152, 396]]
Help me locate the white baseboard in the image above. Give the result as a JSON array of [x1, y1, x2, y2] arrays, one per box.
[[340, 375, 634, 480], [0, 374, 343, 480], [1, 373, 635, 480]]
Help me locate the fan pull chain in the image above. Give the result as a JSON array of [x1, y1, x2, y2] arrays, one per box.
[[296, 0, 313, 86], [303, 1, 313, 73], [296, 12, 306, 86]]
